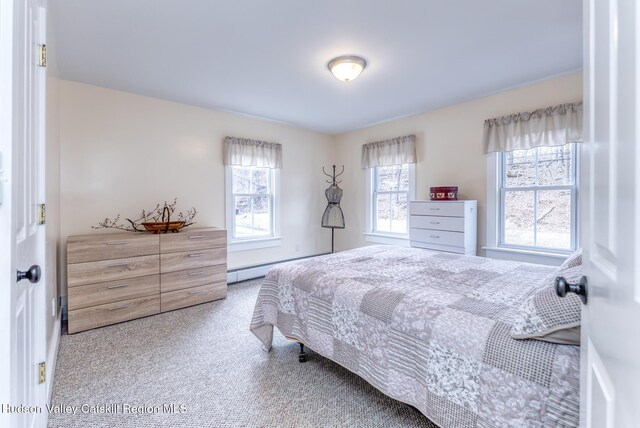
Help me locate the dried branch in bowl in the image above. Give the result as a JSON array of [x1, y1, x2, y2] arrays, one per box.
[[176, 207, 198, 227], [92, 198, 198, 232]]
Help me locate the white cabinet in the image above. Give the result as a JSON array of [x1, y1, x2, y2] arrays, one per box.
[[409, 200, 477, 255]]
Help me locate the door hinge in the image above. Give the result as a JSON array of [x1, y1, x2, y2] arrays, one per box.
[[38, 44, 46, 67], [38, 362, 46, 384], [38, 204, 45, 225]]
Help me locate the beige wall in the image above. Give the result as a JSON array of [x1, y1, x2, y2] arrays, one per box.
[[57, 73, 583, 304], [59, 81, 334, 300], [45, 75, 61, 365], [333, 73, 583, 254]]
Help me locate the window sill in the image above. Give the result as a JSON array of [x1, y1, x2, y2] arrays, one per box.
[[364, 233, 410, 247], [483, 246, 568, 266], [228, 237, 282, 252]]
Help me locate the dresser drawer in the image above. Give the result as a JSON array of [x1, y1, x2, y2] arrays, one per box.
[[160, 248, 225, 274], [410, 202, 465, 217], [68, 274, 160, 310], [68, 295, 160, 334], [161, 282, 227, 312], [410, 240, 471, 255], [410, 215, 465, 232], [67, 233, 158, 264], [160, 228, 226, 253], [161, 264, 227, 293], [409, 228, 465, 247], [67, 255, 160, 288]]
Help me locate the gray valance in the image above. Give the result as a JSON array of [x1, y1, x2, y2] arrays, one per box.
[[483, 102, 583, 154], [224, 136, 282, 168], [361, 135, 417, 169]]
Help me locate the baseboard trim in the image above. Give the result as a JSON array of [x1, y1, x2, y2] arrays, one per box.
[[46, 315, 61, 404], [227, 253, 329, 284], [61, 297, 68, 321]]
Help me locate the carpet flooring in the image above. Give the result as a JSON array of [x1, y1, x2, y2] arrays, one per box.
[[49, 279, 438, 428]]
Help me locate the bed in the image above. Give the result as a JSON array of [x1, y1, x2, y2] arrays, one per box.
[[250, 245, 580, 427]]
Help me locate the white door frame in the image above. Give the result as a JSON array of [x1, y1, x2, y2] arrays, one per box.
[[0, 0, 17, 413], [0, 0, 48, 426], [581, 0, 640, 426]]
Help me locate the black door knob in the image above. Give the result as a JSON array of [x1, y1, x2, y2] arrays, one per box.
[[17, 265, 41, 284], [555, 275, 588, 304]]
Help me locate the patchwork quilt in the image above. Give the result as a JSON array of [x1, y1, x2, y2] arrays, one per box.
[[250, 245, 580, 427]]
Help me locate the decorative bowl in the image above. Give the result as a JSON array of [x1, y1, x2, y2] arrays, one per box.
[[141, 221, 186, 233], [429, 186, 459, 201]]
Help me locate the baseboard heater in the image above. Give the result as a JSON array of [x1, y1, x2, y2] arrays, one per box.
[[227, 253, 329, 284]]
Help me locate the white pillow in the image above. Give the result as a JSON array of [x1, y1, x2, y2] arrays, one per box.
[[510, 250, 583, 345]]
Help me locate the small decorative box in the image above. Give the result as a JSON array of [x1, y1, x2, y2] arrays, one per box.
[[429, 186, 459, 201]]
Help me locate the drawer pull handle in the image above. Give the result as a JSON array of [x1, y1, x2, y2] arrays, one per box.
[[108, 304, 129, 311], [430, 222, 440, 225], [189, 290, 207, 296], [430, 235, 440, 239], [430, 208, 440, 211], [106, 240, 129, 245], [107, 283, 129, 289], [189, 271, 205, 277], [188, 253, 204, 258], [106, 262, 129, 268], [188, 235, 205, 239]]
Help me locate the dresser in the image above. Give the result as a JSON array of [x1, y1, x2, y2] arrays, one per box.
[[159, 229, 227, 312], [67, 228, 226, 334], [409, 200, 477, 255]]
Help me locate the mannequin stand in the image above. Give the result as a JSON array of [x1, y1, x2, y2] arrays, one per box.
[[331, 227, 335, 253]]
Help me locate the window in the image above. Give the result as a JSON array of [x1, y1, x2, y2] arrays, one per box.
[[499, 144, 578, 252], [227, 166, 279, 242], [368, 163, 415, 237]]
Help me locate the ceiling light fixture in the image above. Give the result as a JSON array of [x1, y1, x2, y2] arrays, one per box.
[[327, 55, 367, 82]]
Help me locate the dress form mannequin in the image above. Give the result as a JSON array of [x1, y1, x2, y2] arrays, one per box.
[[321, 165, 345, 253]]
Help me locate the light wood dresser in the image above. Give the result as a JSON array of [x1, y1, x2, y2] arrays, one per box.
[[409, 200, 477, 255], [67, 227, 226, 334]]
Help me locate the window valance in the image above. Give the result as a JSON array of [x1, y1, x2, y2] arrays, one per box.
[[482, 102, 583, 154], [361, 135, 417, 169], [224, 136, 282, 168]]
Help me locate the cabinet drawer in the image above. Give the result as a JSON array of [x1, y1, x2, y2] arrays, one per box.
[[410, 215, 465, 232], [67, 233, 158, 264], [410, 202, 465, 217], [68, 295, 160, 334], [160, 248, 226, 274], [161, 264, 227, 293], [67, 255, 160, 288], [410, 240, 470, 255], [161, 282, 227, 312], [409, 228, 465, 247], [68, 274, 159, 310], [160, 228, 226, 253]]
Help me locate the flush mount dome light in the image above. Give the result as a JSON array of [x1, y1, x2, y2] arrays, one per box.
[[327, 55, 367, 82]]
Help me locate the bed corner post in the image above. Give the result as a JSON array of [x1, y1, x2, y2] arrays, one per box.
[[298, 342, 308, 363]]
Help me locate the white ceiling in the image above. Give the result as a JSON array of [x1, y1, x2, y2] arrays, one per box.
[[50, 0, 582, 135]]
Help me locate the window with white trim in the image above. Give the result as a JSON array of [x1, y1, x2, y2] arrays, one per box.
[[499, 143, 578, 252], [228, 166, 277, 240], [368, 163, 414, 236]]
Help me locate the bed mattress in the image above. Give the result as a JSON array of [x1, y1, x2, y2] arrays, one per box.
[[250, 245, 580, 427]]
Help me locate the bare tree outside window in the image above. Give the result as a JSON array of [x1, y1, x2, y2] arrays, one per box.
[[501, 144, 577, 250], [373, 164, 409, 234], [232, 166, 273, 238]]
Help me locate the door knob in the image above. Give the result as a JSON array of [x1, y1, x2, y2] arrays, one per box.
[[555, 275, 588, 304], [16, 265, 41, 284]]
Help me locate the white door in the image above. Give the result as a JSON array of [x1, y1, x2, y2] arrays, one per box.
[[581, 0, 640, 426], [0, 0, 47, 427]]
